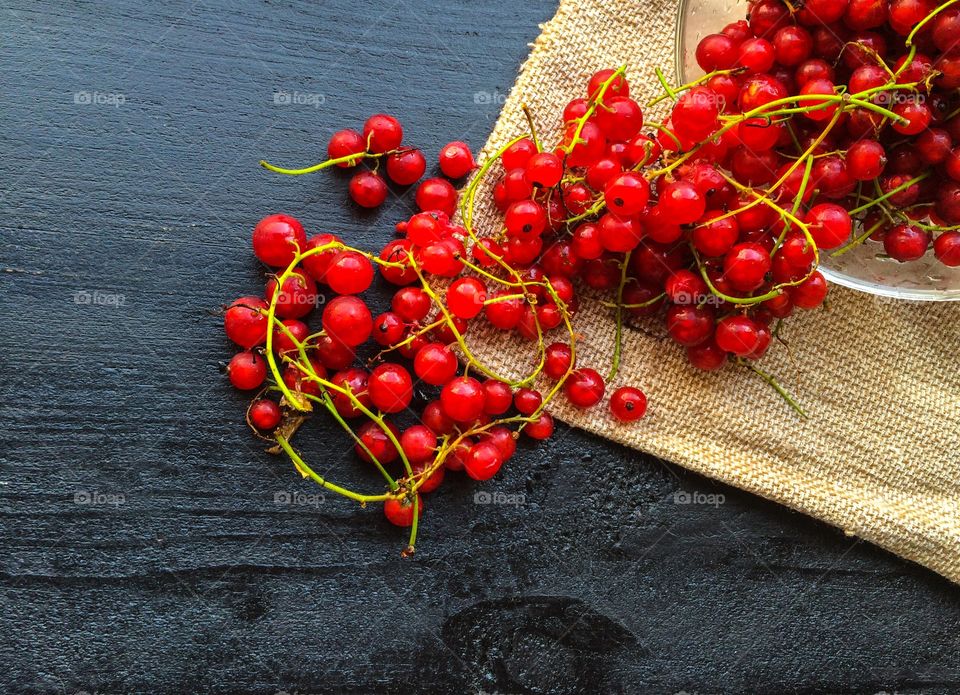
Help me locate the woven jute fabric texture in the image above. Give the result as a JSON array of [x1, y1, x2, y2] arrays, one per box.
[[465, 0, 960, 582]]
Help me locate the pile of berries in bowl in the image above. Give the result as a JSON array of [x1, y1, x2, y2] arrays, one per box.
[[677, 0, 960, 300]]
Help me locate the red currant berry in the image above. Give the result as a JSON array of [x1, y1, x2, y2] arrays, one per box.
[[687, 338, 728, 371], [415, 177, 458, 217], [525, 412, 554, 440], [266, 270, 318, 319], [227, 350, 267, 390], [513, 387, 542, 416], [362, 114, 403, 154], [723, 242, 771, 293], [392, 286, 431, 322], [302, 233, 342, 283], [464, 441, 504, 481], [588, 68, 630, 103], [482, 379, 513, 415], [544, 342, 573, 380], [884, 224, 931, 262], [609, 386, 647, 422], [224, 296, 269, 348], [804, 204, 852, 250], [788, 271, 828, 309], [658, 180, 706, 225], [438, 141, 476, 179], [715, 315, 761, 356], [252, 214, 306, 268], [934, 231, 960, 266], [604, 172, 650, 216], [483, 426, 517, 461], [411, 460, 444, 493], [845, 139, 886, 181], [327, 128, 366, 167], [272, 318, 308, 356], [666, 304, 716, 346], [372, 312, 406, 347], [484, 292, 524, 330], [413, 343, 458, 386], [383, 494, 422, 527], [446, 277, 487, 319], [502, 138, 537, 170], [322, 296, 372, 347], [564, 368, 605, 408], [329, 368, 370, 418], [400, 425, 437, 464], [505, 199, 547, 236], [314, 333, 355, 371], [368, 363, 413, 414], [325, 251, 373, 295], [385, 148, 427, 186], [249, 399, 281, 430], [349, 171, 388, 208], [525, 152, 564, 188], [440, 376, 485, 422]]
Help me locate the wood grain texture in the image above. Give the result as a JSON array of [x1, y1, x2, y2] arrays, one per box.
[[1, 1, 959, 693]]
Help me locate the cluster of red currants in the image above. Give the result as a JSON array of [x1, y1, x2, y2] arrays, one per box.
[[225, 0, 960, 552], [262, 113, 477, 210], [690, 0, 960, 271]]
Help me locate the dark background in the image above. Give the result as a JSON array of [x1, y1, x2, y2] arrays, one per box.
[[3, 1, 959, 693]]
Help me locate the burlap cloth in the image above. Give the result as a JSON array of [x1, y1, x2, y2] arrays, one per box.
[[465, 0, 960, 583]]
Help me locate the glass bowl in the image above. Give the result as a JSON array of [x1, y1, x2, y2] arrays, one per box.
[[674, 0, 960, 301]]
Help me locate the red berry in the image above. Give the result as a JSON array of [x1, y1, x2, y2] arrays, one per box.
[[845, 139, 886, 181], [440, 376, 485, 422], [362, 114, 403, 153], [658, 180, 705, 225], [588, 68, 629, 103], [505, 199, 547, 237], [421, 400, 455, 437], [525, 152, 564, 188], [325, 251, 373, 295], [544, 342, 573, 380], [349, 171, 388, 208], [609, 386, 647, 422], [666, 304, 716, 346], [400, 425, 437, 464], [252, 214, 306, 268], [314, 333, 355, 371], [385, 148, 427, 186], [301, 233, 342, 283], [604, 172, 650, 216], [355, 419, 401, 464], [934, 231, 960, 266], [265, 270, 317, 320], [483, 426, 517, 461], [249, 399, 281, 430], [464, 441, 504, 481], [329, 368, 370, 418], [392, 286, 431, 322], [484, 291, 524, 330], [697, 33, 738, 71], [413, 343, 458, 386], [411, 460, 444, 493], [715, 315, 762, 356], [513, 387, 542, 416], [687, 339, 728, 371], [564, 368, 605, 408], [884, 224, 931, 262], [804, 204, 851, 250], [525, 412, 554, 440], [327, 129, 366, 167], [446, 277, 487, 319], [272, 319, 308, 356], [224, 296, 269, 348], [415, 177, 458, 216], [482, 379, 513, 415], [438, 141, 476, 179], [788, 271, 828, 310], [502, 138, 537, 171], [723, 242, 771, 293], [322, 296, 372, 347], [227, 350, 267, 390], [383, 494, 422, 527]]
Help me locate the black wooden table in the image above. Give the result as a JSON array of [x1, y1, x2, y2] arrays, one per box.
[[3, 1, 959, 693]]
